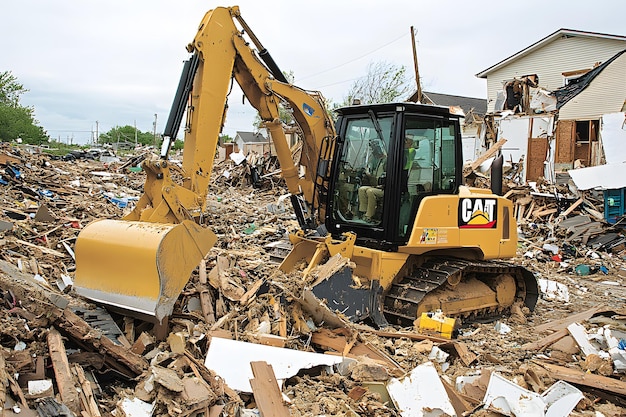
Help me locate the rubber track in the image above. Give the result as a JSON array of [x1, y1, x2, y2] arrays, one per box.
[[383, 257, 538, 326]]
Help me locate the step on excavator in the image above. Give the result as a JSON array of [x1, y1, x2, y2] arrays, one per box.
[[73, 6, 539, 325]]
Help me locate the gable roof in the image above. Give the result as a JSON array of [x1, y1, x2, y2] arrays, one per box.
[[476, 29, 626, 78], [421, 92, 487, 117], [236, 131, 267, 143], [554, 49, 626, 108]]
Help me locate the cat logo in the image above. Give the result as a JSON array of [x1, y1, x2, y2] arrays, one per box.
[[458, 198, 497, 229]]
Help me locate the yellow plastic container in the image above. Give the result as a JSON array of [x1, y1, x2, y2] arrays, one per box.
[[418, 311, 456, 339]]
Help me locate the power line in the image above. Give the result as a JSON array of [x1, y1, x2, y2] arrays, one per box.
[[297, 32, 409, 82], [315, 76, 361, 89]]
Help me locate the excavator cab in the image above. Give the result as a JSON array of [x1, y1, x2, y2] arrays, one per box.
[[326, 102, 461, 249]]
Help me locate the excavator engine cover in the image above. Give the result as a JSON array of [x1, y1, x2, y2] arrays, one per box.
[[74, 219, 217, 322]]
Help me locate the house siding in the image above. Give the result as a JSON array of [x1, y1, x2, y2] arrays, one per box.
[[485, 36, 626, 112], [558, 53, 626, 120]]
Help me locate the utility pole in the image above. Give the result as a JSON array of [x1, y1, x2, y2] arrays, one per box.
[[134, 119, 138, 145], [410, 26, 423, 103], [95, 121, 99, 145], [153, 114, 158, 147]]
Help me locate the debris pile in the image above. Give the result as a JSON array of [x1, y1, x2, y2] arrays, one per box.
[[0, 144, 625, 416]]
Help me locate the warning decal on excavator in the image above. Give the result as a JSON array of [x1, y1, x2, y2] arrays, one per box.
[[419, 228, 448, 244], [458, 198, 497, 229]]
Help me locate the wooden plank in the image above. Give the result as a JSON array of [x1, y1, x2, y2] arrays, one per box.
[[0, 260, 145, 379], [0, 347, 6, 414], [452, 342, 478, 366], [534, 361, 626, 397], [521, 328, 568, 351], [441, 378, 474, 416], [467, 138, 507, 173], [0, 153, 22, 165], [48, 328, 81, 415], [249, 361, 290, 417], [9, 237, 66, 257], [311, 328, 404, 375], [534, 305, 606, 333], [200, 289, 216, 324], [560, 197, 584, 218], [56, 308, 148, 377], [7, 373, 29, 409], [73, 364, 101, 417], [533, 208, 557, 219]]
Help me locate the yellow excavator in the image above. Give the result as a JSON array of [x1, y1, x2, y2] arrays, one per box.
[[74, 6, 538, 326]]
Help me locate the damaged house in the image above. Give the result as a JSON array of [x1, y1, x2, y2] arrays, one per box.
[[474, 29, 626, 183], [234, 131, 271, 156], [553, 49, 626, 170]]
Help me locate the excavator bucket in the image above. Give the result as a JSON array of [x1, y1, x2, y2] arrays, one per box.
[[74, 219, 217, 322]]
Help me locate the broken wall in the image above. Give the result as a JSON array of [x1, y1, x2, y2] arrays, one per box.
[[495, 114, 555, 183]]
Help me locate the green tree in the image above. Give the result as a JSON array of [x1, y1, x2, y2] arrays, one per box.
[[0, 71, 49, 144], [172, 139, 184, 151], [0, 104, 48, 144], [340, 61, 411, 107], [99, 125, 155, 146], [0, 71, 25, 107], [220, 134, 233, 143]]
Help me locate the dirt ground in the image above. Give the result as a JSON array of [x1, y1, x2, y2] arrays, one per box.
[[0, 147, 624, 416]]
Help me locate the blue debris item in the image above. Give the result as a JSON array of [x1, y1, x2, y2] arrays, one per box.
[[0, 176, 7, 186], [599, 265, 609, 275], [618, 339, 626, 350], [38, 189, 54, 198], [5, 164, 21, 179], [603, 188, 625, 224], [107, 196, 129, 208]]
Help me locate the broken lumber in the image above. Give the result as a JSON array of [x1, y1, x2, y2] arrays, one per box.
[[48, 328, 81, 415], [183, 351, 241, 404], [0, 260, 148, 378], [311, 328, 404, 376], [54, 307, 148, 377], [466, 138, 507, 174], [534, 361, 626, 397], [73, 364, 102, 417], [521, 328, 568, 351], [0, 348, 6, 414], [534, 305, 607, 333], [249, 361, 290, 417]]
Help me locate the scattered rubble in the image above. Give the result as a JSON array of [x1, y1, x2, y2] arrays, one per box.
[[0, 143, 624, 416]]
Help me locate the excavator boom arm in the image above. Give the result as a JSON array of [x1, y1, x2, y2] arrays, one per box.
[[154, 6, 334, 227]]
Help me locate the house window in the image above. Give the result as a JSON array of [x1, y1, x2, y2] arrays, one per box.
[[562, 68, 591, 86], [575, 120, 599, 143]]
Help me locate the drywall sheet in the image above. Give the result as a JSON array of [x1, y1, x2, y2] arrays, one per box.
[[568, 162, 626, 190], [387, 361, 456, 416], [497, 116, 530, 164], [204, 337, 345, 392], [600, 112, 626, 164]]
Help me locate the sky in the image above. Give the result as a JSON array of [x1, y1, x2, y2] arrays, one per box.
[[1, 0, 624, 145]]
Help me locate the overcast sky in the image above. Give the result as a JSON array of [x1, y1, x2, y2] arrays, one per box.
[[2, 0, 624, 145]]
